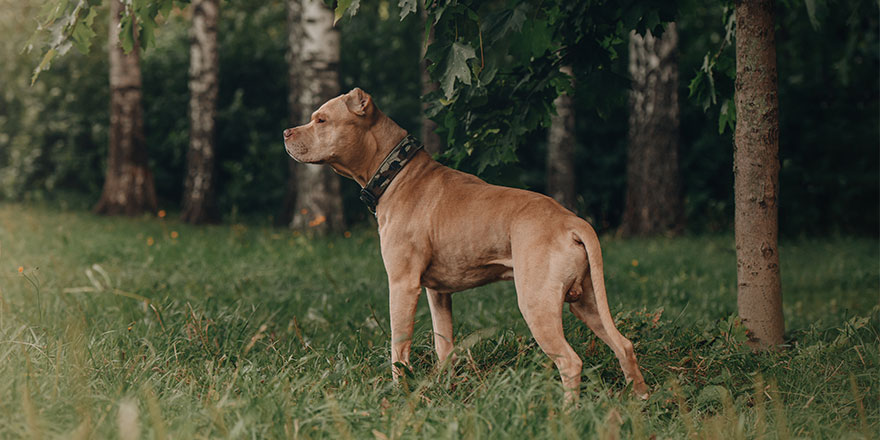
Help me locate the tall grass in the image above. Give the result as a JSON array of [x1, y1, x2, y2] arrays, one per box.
[[0, 203, 876, 438]]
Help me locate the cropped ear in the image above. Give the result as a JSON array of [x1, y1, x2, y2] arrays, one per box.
[[344, 87, 372, 116]]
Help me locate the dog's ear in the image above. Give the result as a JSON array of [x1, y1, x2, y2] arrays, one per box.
[[344, 87, 372, 117]]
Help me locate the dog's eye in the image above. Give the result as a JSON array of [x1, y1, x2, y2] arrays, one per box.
[[316, 118, 325, 124]]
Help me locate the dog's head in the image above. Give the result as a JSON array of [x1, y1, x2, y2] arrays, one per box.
[[283, 87, 377, 166]]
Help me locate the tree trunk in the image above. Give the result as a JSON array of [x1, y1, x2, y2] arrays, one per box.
[[734, 0, 784, 349], [420, 5, 442, 155], [546, 65, 576, 212], [620, 23, 683, 236], [94, 0, 158, 216], [278, 0, 303, 227], [181, 0, 220, 224], [289, 0, 344, 233]]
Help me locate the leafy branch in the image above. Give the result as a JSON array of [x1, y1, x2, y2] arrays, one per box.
[[337, 0, 675, 172], [27, 0, 189, 85]]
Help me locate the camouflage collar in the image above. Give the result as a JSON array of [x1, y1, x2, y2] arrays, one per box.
[[359, 135, 424, 215]]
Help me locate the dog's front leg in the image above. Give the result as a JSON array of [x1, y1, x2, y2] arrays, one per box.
[[388, 280, 422, 381]]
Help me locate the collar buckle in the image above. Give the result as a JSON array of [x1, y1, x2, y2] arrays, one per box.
[[359, 188, 379, 214]]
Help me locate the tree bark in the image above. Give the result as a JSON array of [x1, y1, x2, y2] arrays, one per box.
[[620, 23, 683, 236], [181, 0, 220, 224], [288, 0, 344, 233], [94, 0, 158, 216], [278, 0, 303, 227], [420, 4, 442, 155], [734, 0, 784, 348], [546, 65, 577, 212]]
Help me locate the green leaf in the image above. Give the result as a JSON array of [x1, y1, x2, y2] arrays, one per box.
[[478, 65, 497, 86], [510, 18, 553, 59], [139, 15, 156, 50], [31, 48, 56, 85], [334, 0, 360, 25], [398, 0, 417, 20], [718, 99, 736, 134], [120, 15, 135, 53], [440, 42, 476, 100], [71, 9, 97, 54], [482, 4, 528, 45]]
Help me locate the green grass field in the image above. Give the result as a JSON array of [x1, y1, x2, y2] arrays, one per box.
[[0, 203, 877, 439]]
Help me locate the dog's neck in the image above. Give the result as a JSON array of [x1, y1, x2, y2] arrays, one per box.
[[333, 113, 408, 188]]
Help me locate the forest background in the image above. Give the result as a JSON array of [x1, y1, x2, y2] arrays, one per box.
[[1, 0, 876, 235]]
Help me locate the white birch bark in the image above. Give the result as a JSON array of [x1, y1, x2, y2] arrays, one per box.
[[181, 0, 219, 223], [290, 0, 344, 232]]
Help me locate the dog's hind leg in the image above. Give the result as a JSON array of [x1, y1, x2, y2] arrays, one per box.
[[568, 279, 648, 398], [512, 256, 584, 403], [570, 224, 649, 398], [426, 288, 455, 365]]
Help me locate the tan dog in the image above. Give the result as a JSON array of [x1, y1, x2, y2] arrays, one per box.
[[283, 88, 649, 400]]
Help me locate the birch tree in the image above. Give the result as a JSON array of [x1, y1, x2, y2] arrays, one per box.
[[181, 0, 220, 224], [288, 0, 344, 233]]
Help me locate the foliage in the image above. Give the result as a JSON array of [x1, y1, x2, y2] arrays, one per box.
[[27, 0, 191, 84], [400, 0, 675, 173], [686, 1, 736, 133], [0, 204, 877, 437]]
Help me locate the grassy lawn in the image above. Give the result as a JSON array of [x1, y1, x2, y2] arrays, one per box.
[[0, 203, 876, 439]]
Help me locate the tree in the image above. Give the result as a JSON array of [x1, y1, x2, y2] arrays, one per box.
[[278, 0, 304, 228], [734, 0, 784, 348], [546, 65, 576, 212], [620, 23, 683, 236], [181, 0, 220, 224], [288, 0, 344, 233], [94, 0, 158, 216]]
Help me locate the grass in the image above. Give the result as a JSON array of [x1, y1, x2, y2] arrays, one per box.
[[0, 203, 877, 439]]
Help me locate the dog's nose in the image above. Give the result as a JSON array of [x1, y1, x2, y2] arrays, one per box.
[[283, 128, 293, 138]]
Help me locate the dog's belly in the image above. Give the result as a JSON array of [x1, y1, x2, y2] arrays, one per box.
[[420, 259, 514, 293]]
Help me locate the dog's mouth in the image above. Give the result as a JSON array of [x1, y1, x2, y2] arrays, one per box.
[[285, 144, 301, 162], [284, 141, 328, 165], [284, 138, 305, 162]]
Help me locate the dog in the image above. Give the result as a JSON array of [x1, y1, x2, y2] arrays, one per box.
[[283, 88, 649, 401]]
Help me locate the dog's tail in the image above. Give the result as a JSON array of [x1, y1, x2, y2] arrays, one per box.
[[571, 222, 617, 339]]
